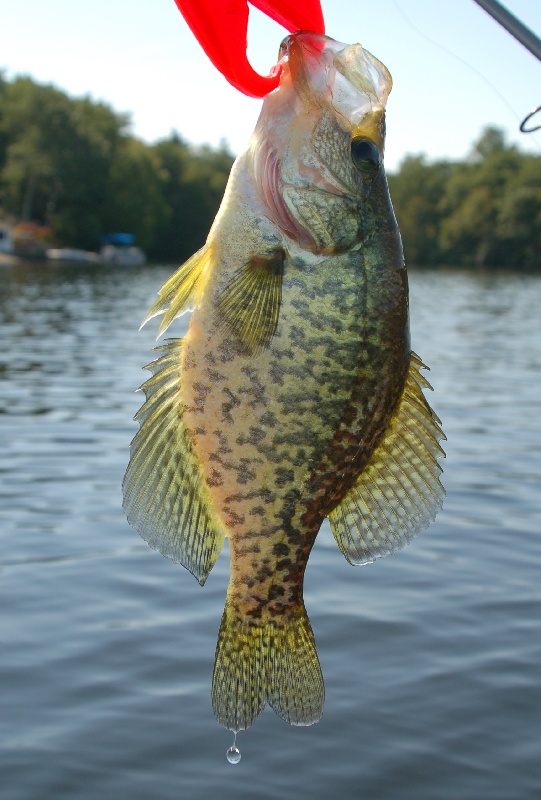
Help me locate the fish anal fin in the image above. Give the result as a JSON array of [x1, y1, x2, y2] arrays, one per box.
[[329, 352, 446, 565], [212, 601, 324, 731], [215, 248, 285, 354], [143, 244, 213, 336], [122, 338, 225, 584]]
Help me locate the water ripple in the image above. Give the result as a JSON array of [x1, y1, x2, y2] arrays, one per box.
[[1, 265, 540, 800]]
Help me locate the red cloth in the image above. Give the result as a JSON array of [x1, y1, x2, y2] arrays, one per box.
[[172, 0, 325, 96]]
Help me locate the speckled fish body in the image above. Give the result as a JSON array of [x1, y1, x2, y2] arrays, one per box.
[[123, 32, 445, 732]]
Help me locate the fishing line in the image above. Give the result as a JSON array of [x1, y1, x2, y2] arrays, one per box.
[[389, 0, 541, 153]]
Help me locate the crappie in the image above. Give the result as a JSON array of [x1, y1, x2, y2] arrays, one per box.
[[123, 31, 445, 733]]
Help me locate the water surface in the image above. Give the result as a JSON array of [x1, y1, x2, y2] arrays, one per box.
[[1, 263, 540, 799]]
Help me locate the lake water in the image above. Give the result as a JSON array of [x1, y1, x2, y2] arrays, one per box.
[[1, 262, 540, 800]]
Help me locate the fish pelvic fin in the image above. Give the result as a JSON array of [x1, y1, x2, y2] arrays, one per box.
[[143, 244, 213, 336], [122, 338, 225, 585], [329, 352, 446, 565], [212, 600, 324, 732]]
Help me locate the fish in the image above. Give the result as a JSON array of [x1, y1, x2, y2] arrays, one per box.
[[123, 31, 445, 733]]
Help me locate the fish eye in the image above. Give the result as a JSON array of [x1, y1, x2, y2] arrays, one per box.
[[351, 136, 380, 178]]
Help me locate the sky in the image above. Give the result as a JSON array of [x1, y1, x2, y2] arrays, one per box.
[[2, 0, 541, 171]]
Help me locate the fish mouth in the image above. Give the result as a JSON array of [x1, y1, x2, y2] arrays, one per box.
[[278, 30, 329, 62], [278, 32, 392, 140], [279, 31, 332, 102]]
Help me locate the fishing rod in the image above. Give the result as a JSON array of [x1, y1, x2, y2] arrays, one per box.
[[472, 0, 541, 131], [473, 0, 541, 61]]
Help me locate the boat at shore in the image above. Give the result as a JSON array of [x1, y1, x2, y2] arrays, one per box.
[[1, 224, 147, 267], [1, 221, 48, 263], [100, 233, 146, 267], [46, 248, 102, 265]]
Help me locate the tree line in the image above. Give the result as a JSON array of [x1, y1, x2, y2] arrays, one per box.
[[1, 72, 539, 268], [388, 127, 541, 271], [0, 72, 234, 262]]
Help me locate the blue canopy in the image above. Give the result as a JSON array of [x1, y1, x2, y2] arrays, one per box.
[[101, 233, 135, 246]]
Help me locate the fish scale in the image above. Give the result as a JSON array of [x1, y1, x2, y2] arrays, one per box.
[[123, 32, 445, 733]]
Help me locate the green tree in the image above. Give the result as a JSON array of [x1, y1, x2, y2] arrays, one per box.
[[0, 77, 127, 248], [496, 184, 541, 270], [471, 126, 507, 161], [101, 137, 169, 253], [388, 126, 540, 270], [0, 71, 9, 180], [388, 155, 455, 264], [152, 135, 234, 261], [439, 129, 522, 266]]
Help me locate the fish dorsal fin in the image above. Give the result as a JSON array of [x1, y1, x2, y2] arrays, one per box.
[[122, 339, 225, 585], [215, 249, 285, 354], [328, 353, 445, 565], [143, 245, 212, 336]]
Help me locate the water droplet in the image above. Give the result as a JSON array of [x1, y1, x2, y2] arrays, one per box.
[[226, 745, 241, 765]]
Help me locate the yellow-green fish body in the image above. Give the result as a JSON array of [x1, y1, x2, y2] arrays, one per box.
[[123, 32, 445, 732]]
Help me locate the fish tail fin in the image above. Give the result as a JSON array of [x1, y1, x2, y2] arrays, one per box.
[[212, 599, 324, 731]]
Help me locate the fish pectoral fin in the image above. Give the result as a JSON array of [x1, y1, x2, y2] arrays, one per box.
[[143, 244, 213, 336], [212, 601, 324, 731], [122, 338, 225, 585], [214, 248, 285, 354], [328, 352, 446, 565]]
